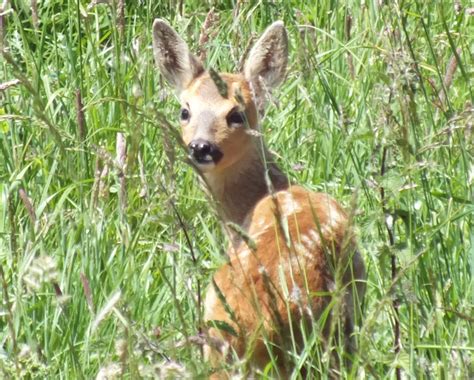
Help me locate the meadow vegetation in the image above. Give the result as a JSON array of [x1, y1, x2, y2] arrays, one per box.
[[0, 1, 473, 378]]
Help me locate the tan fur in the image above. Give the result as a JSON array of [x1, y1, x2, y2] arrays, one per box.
[[180, 72, 288, 225], [205, 187, 365, 377], [152, 19, 366, 378], [181, 74, 258, 172]]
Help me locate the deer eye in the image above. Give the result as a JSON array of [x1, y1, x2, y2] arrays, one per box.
[[180, 108, 190, 121], [227, 110, 245, 126]]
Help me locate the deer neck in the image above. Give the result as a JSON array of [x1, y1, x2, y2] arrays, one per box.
[[203, 143, 289, 227]]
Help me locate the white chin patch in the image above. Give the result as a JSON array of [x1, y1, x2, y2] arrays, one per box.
[[195, 161, 216, 172]]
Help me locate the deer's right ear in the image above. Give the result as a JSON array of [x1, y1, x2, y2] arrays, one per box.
[[152, 19, 204, 91], [243, 21, 288, 113]]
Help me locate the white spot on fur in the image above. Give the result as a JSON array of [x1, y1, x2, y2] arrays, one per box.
[[309, 229, 323, 243], [238, 248, 251, 259], [203, 286, 217, 320], [326, 279, 336, 292], [309, 223, 334, 240], [255, 217, 268, 229], [301, 233, 319, 250], [279, 192, 303, 217], [327, 202, 344, 228], [289, 255, 302, 269], [286, 253, 317, 276], [235, 248, 251, 268], [294, 243, 313, 261], [289, 285, 302, 304], [250, 218, 272, 239]]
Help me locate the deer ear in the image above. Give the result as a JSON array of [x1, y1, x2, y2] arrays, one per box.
[[152, 19, 204, 91], [244, 21, 288, 100]]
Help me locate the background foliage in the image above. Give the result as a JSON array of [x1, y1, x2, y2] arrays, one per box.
[[0, 0, 472, 378]]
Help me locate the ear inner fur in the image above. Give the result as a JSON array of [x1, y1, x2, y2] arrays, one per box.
[[152, 18, 204, 90], [244, 21, 288, 90]]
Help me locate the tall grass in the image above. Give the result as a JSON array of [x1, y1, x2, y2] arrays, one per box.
[[0, 1, 472, 378]]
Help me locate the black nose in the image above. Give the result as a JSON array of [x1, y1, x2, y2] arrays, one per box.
[[189, 139, 211, 156], [188, 139, 223, 164]]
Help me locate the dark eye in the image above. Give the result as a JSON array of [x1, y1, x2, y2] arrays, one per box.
[[227, 111, 245, 125], [180, 108, 190, 121]]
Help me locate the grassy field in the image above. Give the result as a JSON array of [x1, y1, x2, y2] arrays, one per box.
[[0, 0, 473, 378]]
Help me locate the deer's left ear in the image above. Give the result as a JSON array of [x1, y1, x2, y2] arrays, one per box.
[[243, 21, 288, 100], [152, 19, 204, 91]]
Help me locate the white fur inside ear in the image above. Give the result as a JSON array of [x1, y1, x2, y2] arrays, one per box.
[[152, 19, 204, 90], [244, 21, 288, 90]]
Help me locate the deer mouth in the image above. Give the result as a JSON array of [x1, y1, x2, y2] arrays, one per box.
[[188, 139, 223, 168], [193, 151, 223, 165]]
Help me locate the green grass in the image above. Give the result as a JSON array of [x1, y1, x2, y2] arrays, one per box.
[[0, 0, 473, 378]]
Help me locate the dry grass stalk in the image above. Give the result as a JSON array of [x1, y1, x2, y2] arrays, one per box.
[[0, 78, 20, 91], [116, 132, 127, 211], [232, 0, 241, 19], [138, 153, 148, 198], [91, 290, 121, 332], [23, 255, 59, 292], [0, 0, 10, 52], [7, 195, 17, 260], [117, 0, 124, 39], [80, 273, 95, 314], [444, 48, 461, 89], [345, 13, 355, 79], [31, 0, 38, 30], [98, 162, 109, 198], [18, 188, 36, 224], [91, 157, 102, 207], [91, 154, 110, 207], [463, 101, 473, 139], [427, 77, 445, 111], [0, 265, 19, 375], [198, 8, 218, 62], [379, 143, 402, 380], [454, 1, 462, 15], [438, 48, 461, 106], [93, 144, 116, 168], [96, 363, 122, 380], [116, 133, 127, 174], [87, 0, 109, 11], [75, 89, 86, 142]]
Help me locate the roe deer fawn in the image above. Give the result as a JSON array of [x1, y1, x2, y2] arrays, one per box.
[[153, 19, 366, 378]]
